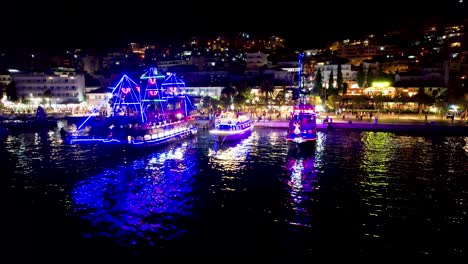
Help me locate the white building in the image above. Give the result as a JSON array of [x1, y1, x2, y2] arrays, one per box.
[[82, 54, 101, 74], [314, 64, 356, 87], [338, 44, 400, 59], [273, 70, 296, 85], [12, 70, 86, 104], [246, 52, 269, 69], [0, 74, 11, 86], [0, 74, 12, 98], [185, 86, 223, 99], [102, 51, 128, 69], [157, 59, 191, 72], [84, 86, 113, 114]]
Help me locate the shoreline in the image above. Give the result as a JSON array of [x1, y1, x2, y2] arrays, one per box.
[[251, 119, 468, 135]]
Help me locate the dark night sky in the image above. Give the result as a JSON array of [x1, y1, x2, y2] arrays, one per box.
[[2, 0, 466, 50]]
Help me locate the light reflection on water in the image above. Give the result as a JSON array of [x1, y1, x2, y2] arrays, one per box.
[[208, 131, 256, 173], [359, 132, 393, 241], [5, 128, 468, 258], [71, 143, 196, 247], [356, 132, 468, 256], [285, 144, 319, 228]]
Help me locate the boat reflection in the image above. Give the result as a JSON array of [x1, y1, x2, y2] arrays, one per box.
[[207, 132, 256, 195], [70, 142, 197, 248], [285, 142, 318, 228], [208, 132, 255, 169]]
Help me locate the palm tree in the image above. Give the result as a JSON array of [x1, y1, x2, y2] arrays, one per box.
[[260, 79, 274, 106], [394, 92, 411, 115], [412, 87, 434, 113], [327, 94, 342, 111], [274, 90, 287, 106], [42, 89, 52, 105], [220, 85, 237, 110], [372, 94, 391, 111], [233, 93, 247, 111], [6, 80, 17, 101], [201, 96, 215, 110], [350, 95, 369, 113]]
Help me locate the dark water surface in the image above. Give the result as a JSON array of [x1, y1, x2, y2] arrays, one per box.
[[5, 127, 468, 260]]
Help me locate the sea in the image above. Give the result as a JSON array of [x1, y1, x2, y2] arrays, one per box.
[[5, 124, 468, 261]]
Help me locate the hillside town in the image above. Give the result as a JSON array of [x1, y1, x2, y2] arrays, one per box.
[[1, 19, 467, 121]]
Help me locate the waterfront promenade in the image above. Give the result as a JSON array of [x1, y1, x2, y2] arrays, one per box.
[[250, 114, 468, 135], [2, 112, 467, 136]]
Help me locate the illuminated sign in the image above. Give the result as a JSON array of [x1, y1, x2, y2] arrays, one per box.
[[371, 81, 390, 88]]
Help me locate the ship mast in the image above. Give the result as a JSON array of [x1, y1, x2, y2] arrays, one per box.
[[297, 52, 305, 105]]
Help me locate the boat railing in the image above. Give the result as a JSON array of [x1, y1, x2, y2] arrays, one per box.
[[68, 115, 195, 139], [130, 118, 196, 142]]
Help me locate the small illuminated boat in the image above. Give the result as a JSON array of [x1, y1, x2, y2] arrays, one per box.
[[285, 52, 317, 145], [284, 103, 317, 144], [209, 111, 253, 142]]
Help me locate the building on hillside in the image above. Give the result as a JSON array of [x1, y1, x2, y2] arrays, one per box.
[[314, 63, 356, 88], [246, 52, 269, 69], [12, 70, 86, 104]]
